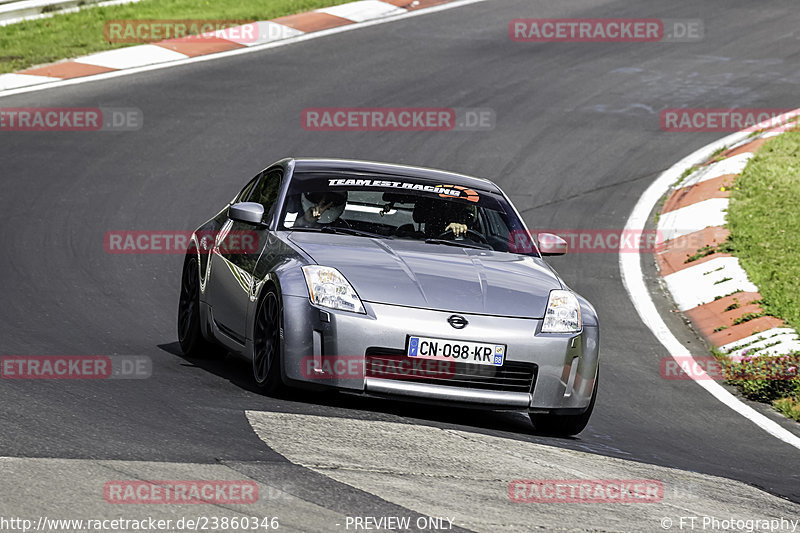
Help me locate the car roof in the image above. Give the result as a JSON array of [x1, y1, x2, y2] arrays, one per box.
[[288, 158, 502, 194]]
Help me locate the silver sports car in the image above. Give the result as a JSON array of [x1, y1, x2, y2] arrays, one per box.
[[178, 158, 599, 435]]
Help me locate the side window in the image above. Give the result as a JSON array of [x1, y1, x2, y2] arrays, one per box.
[[247, 169, 283, 217], [236, 176, 259, 203]]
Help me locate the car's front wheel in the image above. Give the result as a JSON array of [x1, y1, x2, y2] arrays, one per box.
[[530, 367, 598, 436], [253, 288, 285, 394], [178, 254, 217, 358]]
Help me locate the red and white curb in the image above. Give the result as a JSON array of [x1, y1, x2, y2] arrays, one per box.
[[620, 110, 800, 450], [0, 0, 464, 93], [655, 123, 799, 357]]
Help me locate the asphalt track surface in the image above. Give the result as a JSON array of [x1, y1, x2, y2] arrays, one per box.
[[1, 0, 800, 526]]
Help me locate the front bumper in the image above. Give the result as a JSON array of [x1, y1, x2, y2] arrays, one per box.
[[364, 378, 532, 408], [281, 295, 599, 411]]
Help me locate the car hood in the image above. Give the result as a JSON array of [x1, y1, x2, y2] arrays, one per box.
[[288, 232, 561, 318]]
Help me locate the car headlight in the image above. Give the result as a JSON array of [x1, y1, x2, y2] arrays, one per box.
[[541, 289, 581, 333], [302, 265, 365, 314]]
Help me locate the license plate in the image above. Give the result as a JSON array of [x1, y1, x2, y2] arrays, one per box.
[[407, 336, 506, 366]]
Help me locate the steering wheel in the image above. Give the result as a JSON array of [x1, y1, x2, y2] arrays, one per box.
[[436, 228, 489, 244], [329, 217, 352, 228]]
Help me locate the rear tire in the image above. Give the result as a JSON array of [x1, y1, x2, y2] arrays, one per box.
[[177, 254, 218, 358], [530, 367, 598, 436], [252, 288, 286, 394]]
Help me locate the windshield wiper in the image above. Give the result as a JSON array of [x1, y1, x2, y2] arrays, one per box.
[[424, 238, 490, 250], [321, 226, 387, 239], [291, 226, 386, 239]]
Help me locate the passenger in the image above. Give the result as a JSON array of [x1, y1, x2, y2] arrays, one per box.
[[294, 191, 348, 227]]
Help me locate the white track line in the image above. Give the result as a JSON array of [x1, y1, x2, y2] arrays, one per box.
[[0, 0, 492, 99], [619, 125, 800, 451]]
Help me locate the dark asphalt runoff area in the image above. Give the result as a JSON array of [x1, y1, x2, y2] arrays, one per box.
[[1, 0, 799, 521]]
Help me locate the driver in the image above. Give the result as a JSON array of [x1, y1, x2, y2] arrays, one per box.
[[295, 191, 348, 228], [426, 201, 477, 238]]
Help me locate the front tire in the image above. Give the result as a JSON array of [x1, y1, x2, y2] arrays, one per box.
[[252, 288, 285, 394], [530, 367, 599, 436], [178, 254, 217, 358]]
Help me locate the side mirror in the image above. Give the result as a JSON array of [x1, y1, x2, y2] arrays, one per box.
[[228, 202, 265, 226], [538, 233, 568, 256]]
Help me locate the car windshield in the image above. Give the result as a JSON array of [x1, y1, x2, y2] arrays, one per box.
[[279, 172, 539, 256]]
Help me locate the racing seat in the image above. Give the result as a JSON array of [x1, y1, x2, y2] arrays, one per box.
[[412, 198, 449, 238]]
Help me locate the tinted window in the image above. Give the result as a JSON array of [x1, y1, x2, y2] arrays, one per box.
[[249, 169, 283, 209], [236, 176, 258, 203], [278, 172, 538, 256]]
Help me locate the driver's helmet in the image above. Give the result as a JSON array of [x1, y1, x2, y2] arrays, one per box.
[[450, 202, 477, 226], [301, 191, 348, 224]]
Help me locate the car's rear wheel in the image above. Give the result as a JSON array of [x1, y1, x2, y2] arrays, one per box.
[[530, 367, 598, 436], [253, 288, 285, 393], [178, 254, 217, 358]]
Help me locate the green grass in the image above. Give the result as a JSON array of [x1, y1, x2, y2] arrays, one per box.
[[0, 0, 347, 73], [727, 130, 800, 332], [723, 300, 740, 311], [672, 164, 699, 188], [774, 395, 800, 422], [719, 353, 800, 415], [732, 311, 764, 325], [684, 238, 734, 264], [720, 130, 800, 422]]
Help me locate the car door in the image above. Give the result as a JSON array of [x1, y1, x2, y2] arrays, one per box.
[[206, 168, 283, 344]]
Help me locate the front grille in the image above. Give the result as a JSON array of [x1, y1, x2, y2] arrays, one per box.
[[365, 348, 536, 393]]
